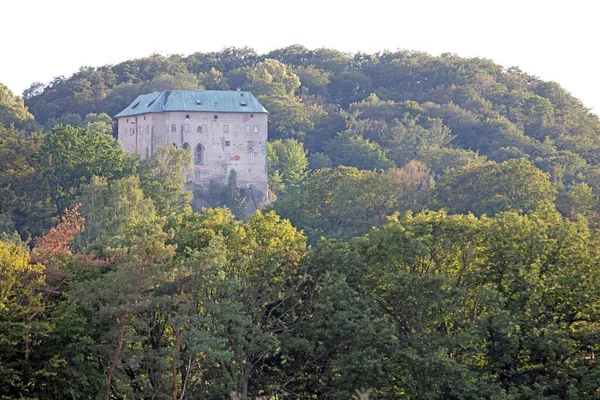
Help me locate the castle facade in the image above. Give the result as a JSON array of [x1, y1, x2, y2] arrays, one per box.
[[116, 90, 269, 209]]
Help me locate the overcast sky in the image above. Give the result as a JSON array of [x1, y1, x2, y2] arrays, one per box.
[[1, 0, 598, 114]]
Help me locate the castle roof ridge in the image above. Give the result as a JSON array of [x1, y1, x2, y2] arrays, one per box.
[[115, 89, 268, 118]]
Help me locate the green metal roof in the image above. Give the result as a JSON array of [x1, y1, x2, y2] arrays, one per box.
[[114, 90, 268, 118]]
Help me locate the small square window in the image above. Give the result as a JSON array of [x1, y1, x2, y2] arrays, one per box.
[[214, 115, 218, 120], [223, 125, 229, 133], [250, 114, 254, 118], [185, 115, 190, 119], [225, 140, 231, 146], [171, 124, 177, 132], [253, 125, 258, 133]]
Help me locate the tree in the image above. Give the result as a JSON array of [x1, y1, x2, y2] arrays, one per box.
[[436, 158, 557, 216], [138, 145, 193, 216], [78, 176, 156, 249], [267, 139, 308, 195], [0, 125, 54, 239], [225, 169, 246, 217], [0, 239, 46, 397], [0, 83, 34, 127], [325, 131, 395, 170], [69, 219, 176, 400], [273, 163, 433, 242], [83, 113, 114, 136], [242, 59, 325, 139], [37, 125, 134, 214], [201, 67, 230, 90]]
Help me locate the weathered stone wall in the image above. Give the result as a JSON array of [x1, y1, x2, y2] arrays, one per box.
[[117, 111, 269, 203]]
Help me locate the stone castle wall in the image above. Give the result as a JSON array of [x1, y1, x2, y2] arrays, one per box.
[[117, 111, 269, 202]]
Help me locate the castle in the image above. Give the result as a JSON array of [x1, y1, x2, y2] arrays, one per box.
[[115, 90, 269, 212]]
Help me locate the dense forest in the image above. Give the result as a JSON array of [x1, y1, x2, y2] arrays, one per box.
[[2, 45, 600, 399]]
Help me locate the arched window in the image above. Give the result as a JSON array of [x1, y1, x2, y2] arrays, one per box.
[[195, 144, 204, 165], [182, 142, 190, 151]]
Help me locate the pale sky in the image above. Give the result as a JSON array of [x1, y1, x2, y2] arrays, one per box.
[[1, 0, 598, 114]]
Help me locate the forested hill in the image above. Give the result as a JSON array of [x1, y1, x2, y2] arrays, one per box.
[[4, 46, 600, 399], [19, 45, 600, 239], [23, 46, 600, 168]]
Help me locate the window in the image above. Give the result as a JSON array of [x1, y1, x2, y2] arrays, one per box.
[[245, 125, 251, 133], [171, 124, 177, 132], [247, 141, 253, 147], [151, 126, 155, 134], [195, 144, 204, 165], [146, 147, 149, 158], [253, 125, 259, 133], [225, 153, 231, 162], [197, 125, 207, 133], [146, 125, 150, 134], [182, 143, 190, 151], [249, 153, 255, 163], [144, 116, 146, 120], [250, 114, 254, 118], [130, 128, 134, 135], [185, 114, 190, 119], [184, 124, 190, 132], [214, 115, 218, 120], [195, 170, 201, 179], [223, 124, 229, 133], [225, 140, 231, 146]]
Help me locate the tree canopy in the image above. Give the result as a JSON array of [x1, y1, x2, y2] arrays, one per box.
[[2, 45, 600, 398]]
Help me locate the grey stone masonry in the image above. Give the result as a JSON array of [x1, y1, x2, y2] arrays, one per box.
[[116, 92, 269, 206]]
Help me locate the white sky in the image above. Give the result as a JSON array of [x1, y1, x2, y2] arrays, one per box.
[[1, 0, 598, 114]]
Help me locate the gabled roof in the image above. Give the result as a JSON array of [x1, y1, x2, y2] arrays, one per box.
[[115, 90, 268, 118]]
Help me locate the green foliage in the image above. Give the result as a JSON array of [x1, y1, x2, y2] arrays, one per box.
[[325, 131, 395, 170], [77, 175, 156, 249], [38, 124, 134, 214], [0, 125, 54, 238], [267, 138, 308, 195], [273, 162, 434, 242], [436, 158, 557, 216], [0, 83, 34, 126], [300, 209, 600, 398], [225, 169, 246, 217], [137, 144, 193, 216], [4, 45, 600, 399], [307, 151, 333, 169], [241, 59, 325, 139]]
